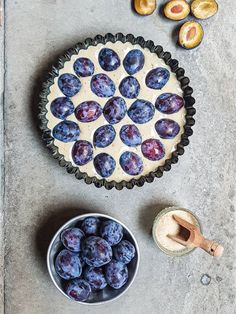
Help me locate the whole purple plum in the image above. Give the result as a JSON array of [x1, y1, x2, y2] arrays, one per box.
[[75, 101, 102, 123], [119, 151, 143, 176], [93, 153, 116, 178], [66, 279, 91, 302], [81, 217, 101, 236], [58, 73, 81, 97], [100, 220, 123, 246], [73, 57, 94, 77], [105, 260, 128, 289], [155, 119, 180, 139], [93, 125, 116, 148], [72, 140, 93, 166], [123, 49, 145, 75], [98, 48, 120, 71], [52, 121, 80, 142], [155, 93, 184, 114], [119, 76, 140, 99], [120, 124, 142, 147], [55, 249, 82, 280], [113, 240, 136, 264], [81, 236, 112, 267], [145, 67, 170, 90], [50, 97, 74, 120], [61, 227, 85, 252], [90, 73, 116, 97], [141, 139, 165, 161], [103, 97, 127, 124], [128, 99, 155, 124], [83, 266, 107, 290]]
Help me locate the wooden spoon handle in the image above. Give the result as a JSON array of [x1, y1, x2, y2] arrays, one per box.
[[200, 239, 224, 257]]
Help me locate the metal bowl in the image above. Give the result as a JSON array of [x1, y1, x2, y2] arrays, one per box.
[[47, 213, 140, 305]]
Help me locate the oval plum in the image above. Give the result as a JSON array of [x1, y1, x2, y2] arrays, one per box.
[[120, 124, 142, 147], [73, 57, 94, 77], [66, 279, 91, 302], [93, 153, 116, 178], [155, 119, 180, 139], [52, 121, 80, 142], [119, 76, 140, 99], [55, 249, 82, 280], [61, 228, 85, 252], [58, 73, 81, 97], [98, 48, 120, 71], [155, 93, 184, 114], [145, 67, 170, 90], [103, 97, 127, 124], [141, 139, 165, 161], [164, 0, 190, 21], [178, 20, 204, 49], [128, 99, 155, 124], [120, 151, 143, 176], [75, 101, 102, 122], [72, 140, 93, 166], [105, 260, 128, 289], [93, 125, 116, 148], [90, 74, 116, 97], [123, 49, 145, 75], [83, 266, 107, 290], [50, 97, 74, 120]]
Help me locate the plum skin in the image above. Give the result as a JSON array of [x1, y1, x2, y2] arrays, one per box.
[[123, 49, 145, 75], [103, 97, 127, 124], [100, 220, 123, 246], [120, 151, 143, 176], [81, 236, 112, 267], [83, 266, 107, 290], [61, 228, 85, 252], [75, 101, 102, 123], [90, 73, 116, 98], [55, 249, 82, 280], [73, 57, 94, 77], [98, 48, 121, 71], [81, 217, 101, 236], [113, 240, 136, 264], [93, 125, 116, 148], [119, 76, 140, 99], [50, 97, 74, 120], [155, 119, 180, 139], [145, 67, 170, 90], [66, 279, 91, 302], [128, 99, 155, 124], [93, 153, 116, 178], [155, 93, 184, 114], [141, 139, 165, 161], [72, 140, 93, 166], [120, 124, 142, 147], [52, 120, 80, 143], [105, 260, 128, 289], [58, 73, 82, 97]]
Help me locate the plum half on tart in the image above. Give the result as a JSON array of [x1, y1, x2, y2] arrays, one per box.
[[179, 21, 204, 49], [164, 0, 190, 21], [191, 0, 218, 20], [39, 34, 195, 189]]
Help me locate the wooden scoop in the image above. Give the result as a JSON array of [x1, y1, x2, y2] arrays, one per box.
[[167, 214, 224, 257]]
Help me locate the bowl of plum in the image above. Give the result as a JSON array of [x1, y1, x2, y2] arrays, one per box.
[[47, 213, 140, 304]]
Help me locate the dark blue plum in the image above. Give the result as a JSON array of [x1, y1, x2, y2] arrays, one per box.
[[83, 266, 107, 290], [75, 101, 102, 123], [61, 228, 85, 252], [81, 217, 101, 236], [105, 260, 128, 289], [55, 249, 82, 280], [119, 76, 140, 99], [91, 74, 116, 98], [73, 57, 94, 77], [100, 220, 123, 246], [72, 140, 93, 166], [93, 153, 116, 178], [120, 124, 142, 147], [141, 139, 165, 161], [81, 236, 112, 267], [155, 93, 184, 114], [103, 97, 127, 124], [145, 67, 170, 90], [128, 99, 155, 124], [50, 97, 74, 119], [98, 48, 120, 71], [93, 125, 116, 148], [66, 279, 91, 302], [155, 119, 180, 139], [123, 49, 145, 75], [120, 151, 143, 176], [58, 73, 82, 97], [113, 240, 136, 264], [53, 121, 80, 142]]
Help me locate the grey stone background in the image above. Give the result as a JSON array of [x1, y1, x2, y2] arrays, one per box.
[[0, 0, 235, 313]]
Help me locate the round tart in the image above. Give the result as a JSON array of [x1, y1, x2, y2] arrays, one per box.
[[39, 33, 195, 190]]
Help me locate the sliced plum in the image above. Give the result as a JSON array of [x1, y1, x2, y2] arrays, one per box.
[[178, 21, 204, 49], [191, 0, 218, 20], [164, 0, 190, 20], [134, 0, 156, 15]]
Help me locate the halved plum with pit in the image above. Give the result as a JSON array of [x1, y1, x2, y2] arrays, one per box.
[[164, 0, 190, 20], [178, 21, 204, 49]]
